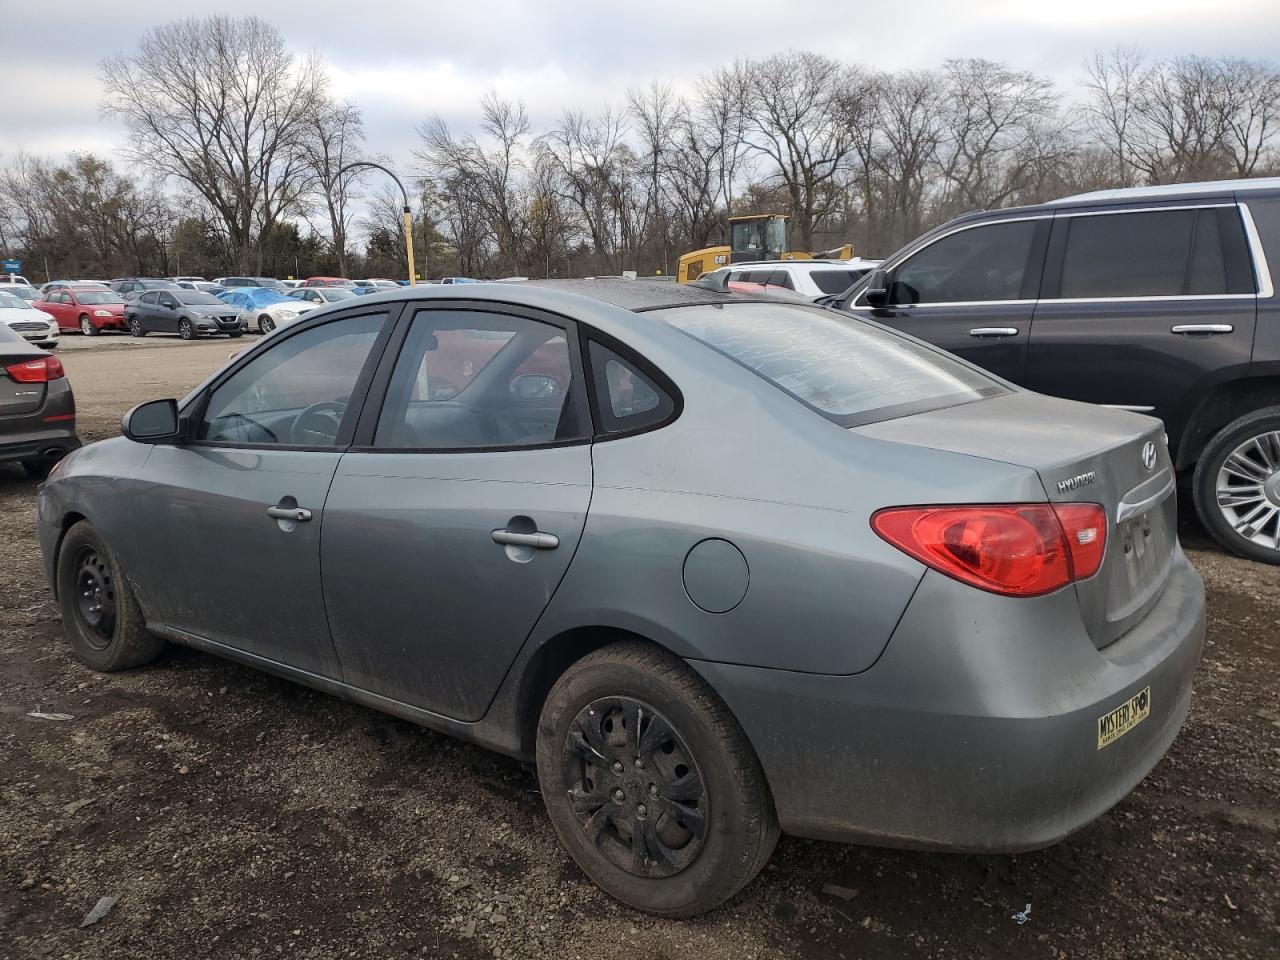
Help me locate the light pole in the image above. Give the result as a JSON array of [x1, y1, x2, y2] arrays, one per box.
[[337, 161, 417, 287]]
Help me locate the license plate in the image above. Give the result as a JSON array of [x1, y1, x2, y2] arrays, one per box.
[[1097, 687, 1151, 749]]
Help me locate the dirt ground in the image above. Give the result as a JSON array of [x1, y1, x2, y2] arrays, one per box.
[[1, 333, 1277, 960]]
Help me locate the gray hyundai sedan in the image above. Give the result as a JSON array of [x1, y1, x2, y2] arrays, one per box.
[[36, 280, 1204, 916]]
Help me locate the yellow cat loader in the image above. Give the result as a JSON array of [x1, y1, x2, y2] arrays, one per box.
[[677, 214, 853, 283]]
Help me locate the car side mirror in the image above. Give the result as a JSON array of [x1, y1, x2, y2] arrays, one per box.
[[510, 374, 561, 402], [863, 269, 890, 308], [122, 399, 180, 444]]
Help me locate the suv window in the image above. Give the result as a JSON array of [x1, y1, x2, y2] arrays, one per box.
[[660, 302, 1006, 427], [588, 342, 675, 434], [198, 313, 386, 446], [374, 310, 581, 449], [1058, 207, 1254, 298], [886, 220, 1039, 305]]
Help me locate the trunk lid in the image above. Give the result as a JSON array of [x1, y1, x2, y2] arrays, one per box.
[[854, 392, 1175, 648]]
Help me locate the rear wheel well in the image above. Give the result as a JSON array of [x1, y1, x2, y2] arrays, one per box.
[[515, 627, 669, 757], [1178, 377, 1280, 470]]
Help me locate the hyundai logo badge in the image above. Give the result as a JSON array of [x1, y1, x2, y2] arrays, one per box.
[[1141, 440, 1157, 471]]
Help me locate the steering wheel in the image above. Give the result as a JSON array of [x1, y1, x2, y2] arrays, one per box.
[[290, 400, 347, 446]]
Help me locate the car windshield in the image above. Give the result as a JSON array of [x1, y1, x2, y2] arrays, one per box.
[[176, 291, 224, 305], [657, 302, 1006, 427], [0, 292, 32, 309], [78, 292, 125, 305], [250, 290, 290, 305], [321, 289, 356, 301]]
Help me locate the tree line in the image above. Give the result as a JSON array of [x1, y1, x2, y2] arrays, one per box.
[[2, 15, 1278, 283]]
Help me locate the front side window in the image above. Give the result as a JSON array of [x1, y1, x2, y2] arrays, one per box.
[[885, 219, 1038, 305], [660, 302, 1005, 427], [197, 313, 386, 446], [1057, 207, 1254, 298], [374, 310, 580, 450]]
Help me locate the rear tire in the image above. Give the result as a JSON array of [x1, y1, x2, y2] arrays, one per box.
[[55, 521, 165, 672], [79, 314, 96, 336], [129, 316, 146, 337], [536, 642, 778, 917], [1192, 405, 1280, 564]]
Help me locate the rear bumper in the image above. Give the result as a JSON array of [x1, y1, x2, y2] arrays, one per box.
[[0, 427, 80, 464], [690, 548, 1205, 852]]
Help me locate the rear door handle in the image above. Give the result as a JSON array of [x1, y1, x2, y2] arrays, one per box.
[[267, 505, 313, 522], [491, 529, 559, 550], [968, 327, 1019, 338], [1171, 324, 1233, 336]]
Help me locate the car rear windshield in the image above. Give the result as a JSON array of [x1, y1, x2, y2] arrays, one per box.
[[808, 270, 861, 294], [656, 302, 1006, 426]]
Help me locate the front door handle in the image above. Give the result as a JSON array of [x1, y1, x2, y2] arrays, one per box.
[[267, 504, 313, 522], [1171, 324, 1234, 336], [491, 529, 559, 550], [969, 327, 1019, 338]]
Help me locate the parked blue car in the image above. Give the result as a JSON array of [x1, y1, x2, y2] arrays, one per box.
[[217, 287, 315, 334]]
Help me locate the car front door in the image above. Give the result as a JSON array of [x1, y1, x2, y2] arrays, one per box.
[[125, 309, 394, 675], [1025, 203, 1258, 457], [42, 291, 71, 328], [845, 216, 1051, 383], [320, 304, 593, 721]]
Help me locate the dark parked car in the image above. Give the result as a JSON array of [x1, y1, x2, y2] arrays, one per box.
[[835, 177, 1280, 564], [38, 281, 1203, 916], [110, 278, 180, 298], [0, 324, 78, 478], [125, 289, 246, 339]]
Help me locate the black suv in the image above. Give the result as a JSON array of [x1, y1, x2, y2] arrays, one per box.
[[836, 177, 1280, 563]]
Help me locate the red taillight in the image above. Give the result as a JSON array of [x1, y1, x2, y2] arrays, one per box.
[[5, 356, 65, 383], [872, 503, 1107, 597]]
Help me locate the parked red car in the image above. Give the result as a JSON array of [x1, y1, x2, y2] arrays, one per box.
[[36, 286, 129, 335], [302, 276, 354, 288]]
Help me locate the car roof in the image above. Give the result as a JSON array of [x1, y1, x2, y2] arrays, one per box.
[[1050, 176, 1280, 206]]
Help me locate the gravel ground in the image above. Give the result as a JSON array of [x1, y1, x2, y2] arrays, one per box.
[[1, 334, 1277, 959]]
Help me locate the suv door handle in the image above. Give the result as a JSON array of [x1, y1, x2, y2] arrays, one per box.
[[1171, 324, 1234, 336], [491, 529, 559, 550], [267, 505, 313, 522], [969, 327, 1019, 338]]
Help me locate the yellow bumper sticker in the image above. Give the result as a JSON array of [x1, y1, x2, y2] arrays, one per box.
[[1097, 687, 1151, 749]]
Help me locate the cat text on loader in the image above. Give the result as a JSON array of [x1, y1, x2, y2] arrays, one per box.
[[677, 213, 854, 283]]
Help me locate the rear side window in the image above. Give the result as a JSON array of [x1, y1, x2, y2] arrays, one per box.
[[658, 302, 1005, 427], [810, 270, 858, 295], [587, 342, 675, 434], [1058, 207, 1254, 298]]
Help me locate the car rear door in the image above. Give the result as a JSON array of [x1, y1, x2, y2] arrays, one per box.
[[1025, 202, 1258, 458], [320, 302, 593, 722], [126, 308, 395, 676], [132, 292, 157, 330], [846, 216, 1051, 383]]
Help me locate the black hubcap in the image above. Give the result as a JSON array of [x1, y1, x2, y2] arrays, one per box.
[[74, 548, 116, 648], [561, 696, 708, 878]]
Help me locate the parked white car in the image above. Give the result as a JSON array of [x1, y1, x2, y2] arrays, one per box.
[[216, 288, 318, 334], [711, 259, 883, 298], [0, 291, 58, 347]]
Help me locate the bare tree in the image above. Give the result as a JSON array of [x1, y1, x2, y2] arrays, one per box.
[[304, 99, 365, 276], [101, 15, 325, 272]]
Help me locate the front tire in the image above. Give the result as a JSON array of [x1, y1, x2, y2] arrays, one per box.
[[536, 642, 777, 917], [79, 314, 97, 336], [258, 314, 275, 334], [55, 521, 166, 671], [178, 319, 196, 340], [1192, 405, 1280, 564]]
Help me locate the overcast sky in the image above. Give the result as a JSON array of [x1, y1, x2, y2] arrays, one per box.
[[4, 0, 1279, 186]]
